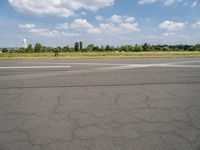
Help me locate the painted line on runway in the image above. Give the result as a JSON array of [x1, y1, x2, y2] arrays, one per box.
[[164, 65, 200, 68], [18, 62, 128, 66], [97, 64, 200, 70], [3, 63, 199, 71], [0, 66, 71, 69], [19, 60, 200, 67], [168, 60, 200, 65]]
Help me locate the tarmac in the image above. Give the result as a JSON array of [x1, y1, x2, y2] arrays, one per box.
[[0, 58, 200, 150]]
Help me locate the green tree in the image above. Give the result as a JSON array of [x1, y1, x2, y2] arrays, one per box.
[[2, 48, 8, 53], [134, 45, 143, 52], [26, 44, 33, 53], [40, 46, 49, 53], [193, 44, 200, 51], [74, 42, 79, 51], [128, 45, 134, 52], [87, 44, 94, 51], [62, 46, 70, 52], [142, 43, 149, 51], [93, 46, 100, 51], [162, 46, 170, 51], [57, 47, 62, 53], [100, 45, 105, 51], [105, 45, 111, 51], [119, 45, 129, 52], [17, 48, 26, 53], [79, 41, 83, 51], [34, 43, 42, 53]]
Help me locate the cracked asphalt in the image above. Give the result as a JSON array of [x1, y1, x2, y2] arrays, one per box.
[[0, 58, 200, 150]]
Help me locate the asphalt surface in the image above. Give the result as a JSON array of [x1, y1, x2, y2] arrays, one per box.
[[0, 58, 200, 150]]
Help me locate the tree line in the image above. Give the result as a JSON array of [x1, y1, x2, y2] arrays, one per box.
[[1, 42, 200, 53]]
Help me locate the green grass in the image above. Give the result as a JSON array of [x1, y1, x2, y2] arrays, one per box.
[[0, 51, 200, 60]]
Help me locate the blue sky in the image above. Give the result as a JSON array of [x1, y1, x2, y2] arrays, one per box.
[[0, 0, 200, 47]]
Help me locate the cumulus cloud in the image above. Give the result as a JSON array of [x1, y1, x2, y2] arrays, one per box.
[[191, 0, 199, 7], [19, 23, 79, 37], [56, 23, 69, 30], [87, 28, 101, 34], [19, 24, 36, 29], [138, 0, 196, 6], [142, 33, 190, 45], [138, 0, 157, 4], [162, 32, 176, 36], [162, 0, 180, 5], [110, 15, 124, 23], [70, 19, 101, 34], [97, 15, 140, 34], [8, 0, 114, 18], [96, 16, 104, 21], [100, 23, 139, 34], [19, 14, 139, 37], [52, 19, 101, 34], [159, 20, 186, 31], [109, 15, 135, 23], [192, 21, 200, 28], [29, 28, 80, 37], [70, 19, 93, 30], [119, 23, 140, 32], [57, 15, 139, 34]]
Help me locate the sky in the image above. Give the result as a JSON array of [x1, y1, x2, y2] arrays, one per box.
[[0, 0, 200, 47]]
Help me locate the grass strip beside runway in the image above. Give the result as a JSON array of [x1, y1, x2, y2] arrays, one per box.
[[0, 51, 200, 60]]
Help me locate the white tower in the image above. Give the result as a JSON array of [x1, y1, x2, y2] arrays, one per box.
[[23, 38, 28, 48]]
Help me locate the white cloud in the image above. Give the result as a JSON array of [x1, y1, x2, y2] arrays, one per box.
[[99, 15, 139, 34], [192, 21, 200, 28], [110, 15, 124, 23], [96, 16, 104, 21], [29, 28, 79, 37], [70, 19, 101, 34], [162, 32, 176, 36], [100, 23, 117, 33], [56, 23, 69, 30], [100, 22, 140, 34], [191, 0, 199, 7], [119, 23, 140, 32], [8, 0, 114, 18], [138, 0, 193, 6], [87, 28, 101, 34], [109, 15, 135, 23], [70, 19, 93, 30], [19, 23, 79, 37], [142, 33, 191, 45], [19, 15, 139, 37], [159, 20, 186, 31], [125, 17, 135, 23], [19, 24, 36, 29], [138, 0, 157, 4], [162, 0, 179, 5], [30, 28, 59, 37]]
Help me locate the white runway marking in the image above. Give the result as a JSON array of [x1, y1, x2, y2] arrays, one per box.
[[0, 66, 71, 69], [1, 60, 200, 72], [0, 60, 199, 81], [97, 64, 200, 70], [169, 60, 200, 65], [19, 62, 126, 66], [18, 60, 200, 68]]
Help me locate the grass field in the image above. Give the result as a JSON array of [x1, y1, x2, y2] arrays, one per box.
[[0, 51, 200, 60]]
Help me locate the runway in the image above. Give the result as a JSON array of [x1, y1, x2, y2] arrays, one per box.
[[0, 58, 200, 150]]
